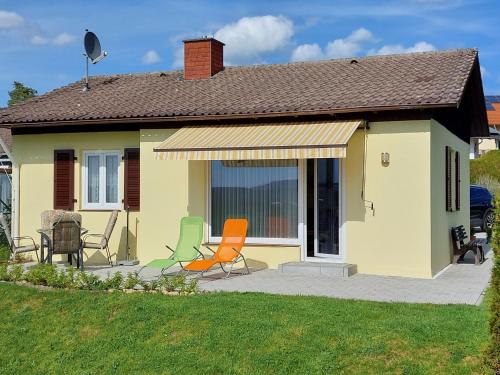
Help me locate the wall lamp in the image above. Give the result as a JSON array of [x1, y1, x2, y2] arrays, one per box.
[[381, 152, 390, 167]]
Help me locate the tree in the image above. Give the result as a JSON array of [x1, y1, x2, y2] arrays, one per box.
[[8, 81, 37, 106]]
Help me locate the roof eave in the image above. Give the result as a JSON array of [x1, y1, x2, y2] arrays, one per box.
[[0, 102, 458, 129]]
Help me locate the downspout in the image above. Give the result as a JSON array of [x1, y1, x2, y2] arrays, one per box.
[[0, 135, 19, 238], [361, 122, 374, 214]]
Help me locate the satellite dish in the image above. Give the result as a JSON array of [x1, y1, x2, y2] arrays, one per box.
[[84, 30, 107, 64], [82, 29, 108, 90], [84, 31, 102, 61]]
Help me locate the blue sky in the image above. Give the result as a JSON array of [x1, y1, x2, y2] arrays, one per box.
[[1, 0, 499, 106]]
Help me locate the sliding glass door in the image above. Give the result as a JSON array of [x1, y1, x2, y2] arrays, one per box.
[[306, 159, 341, 258]]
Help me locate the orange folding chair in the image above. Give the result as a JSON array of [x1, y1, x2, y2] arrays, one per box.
[[184, 219, 249, 278]]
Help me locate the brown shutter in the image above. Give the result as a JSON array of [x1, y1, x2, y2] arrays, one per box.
[[124, 148, 140, 211], [445, 146, 452, 212], [54, 150, 75, 211], [455, 151, 461, 211]]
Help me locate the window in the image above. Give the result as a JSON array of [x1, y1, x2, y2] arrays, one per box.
[[124, 148, 140, 211], [0, 173, 11, 213], [210, 160, 299, 242], [455, 151, 461, 211], [54, 150, 75, 211], [83, 151, 120, 209], [445, 146, 460, 212]]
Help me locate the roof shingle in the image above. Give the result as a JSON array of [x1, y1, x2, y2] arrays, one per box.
[[0, 48, 478, 126]]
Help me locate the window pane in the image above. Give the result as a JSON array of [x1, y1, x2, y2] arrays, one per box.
[[316, 159, 339, 255], [106, 155, 119, 203], [211, 160, 298, 238], [0, 174, 11, 213], [87, 155, 100, 203]]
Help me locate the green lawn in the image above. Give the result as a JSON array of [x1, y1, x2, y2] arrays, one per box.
[[0, 283, 491, 375]]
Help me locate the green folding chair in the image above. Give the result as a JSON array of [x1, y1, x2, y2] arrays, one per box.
[[140, 216, 204, 275]]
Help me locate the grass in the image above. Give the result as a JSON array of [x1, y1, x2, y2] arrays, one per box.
[[0, 283, 492, 374]]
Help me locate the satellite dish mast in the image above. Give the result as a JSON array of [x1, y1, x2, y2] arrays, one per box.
[[83, 29, 108, 91]]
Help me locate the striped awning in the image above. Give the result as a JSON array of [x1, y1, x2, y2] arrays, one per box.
[[154, 120, 363, 160]]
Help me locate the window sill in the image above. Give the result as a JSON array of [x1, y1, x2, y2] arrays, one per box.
[[79, 208, 122, 212], [206, 238, 301, 247]]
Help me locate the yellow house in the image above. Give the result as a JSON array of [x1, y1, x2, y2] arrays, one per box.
[[0, 40, 489, 278]]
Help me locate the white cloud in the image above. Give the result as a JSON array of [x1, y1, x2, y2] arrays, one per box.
[[370, 41, 436, 55], [53, 32, 76, 45], [31, 35, 48, 45], [142, 50, 161, 65], [214, 15, 294, 63], [291, 28, 376, 62], [30, 32, 76, 46], [0, 10, 24, 29], [0, 10, 75, 48], [325, 28, 376, 58], [291, 43, 323, 62], [346, 27, 376, 44]]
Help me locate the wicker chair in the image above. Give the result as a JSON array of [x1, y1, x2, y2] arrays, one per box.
[[40, 210, 65, 260], [47, 212, 84, 269], [0, 213, 39, 261], [82, 210, 118, 266]]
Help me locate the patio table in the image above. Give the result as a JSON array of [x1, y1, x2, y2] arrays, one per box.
[[37, 228, 88, 265]]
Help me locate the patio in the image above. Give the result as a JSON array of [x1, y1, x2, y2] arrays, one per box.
[[77, 237, 492, 306]]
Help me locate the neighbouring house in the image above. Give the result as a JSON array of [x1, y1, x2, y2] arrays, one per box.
[[470, 95, 500, 159], [0, 40, 488, 278]]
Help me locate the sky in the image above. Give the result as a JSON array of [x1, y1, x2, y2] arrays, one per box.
[[0, 0, 499, 107]]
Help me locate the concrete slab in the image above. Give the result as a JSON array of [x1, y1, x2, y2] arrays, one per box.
[[279, 261, 357, 278], [200, 243, 493, 305], [21, 233, 493, 305]]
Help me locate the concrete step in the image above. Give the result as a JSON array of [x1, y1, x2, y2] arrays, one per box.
[[278, 261, 357, 278]]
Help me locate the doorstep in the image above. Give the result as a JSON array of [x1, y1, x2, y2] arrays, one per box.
[[278, 262, 357, 278]]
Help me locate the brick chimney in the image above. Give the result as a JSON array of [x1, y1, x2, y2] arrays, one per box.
[[183, 37, 224, 80]]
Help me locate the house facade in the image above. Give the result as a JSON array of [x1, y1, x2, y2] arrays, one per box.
[[0, 40, 488, 278]]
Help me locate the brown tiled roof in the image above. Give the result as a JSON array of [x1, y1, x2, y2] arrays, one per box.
[[0, 48, 478, 126], [487, 102, 500, 126]]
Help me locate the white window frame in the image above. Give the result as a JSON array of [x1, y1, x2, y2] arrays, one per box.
[[82, 150, 121, 210], [206, 160, 304, 246]]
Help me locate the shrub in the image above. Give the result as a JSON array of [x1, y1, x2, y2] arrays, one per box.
[[123, 272, 141, 290], [60, 267, 78, 289], [0, 245, 9, 262], [473, 174, 500, 194], [24, 264, 58, 285], [102, 272, 124, 290], [75, 271, 103, 290], [1, 263, 199, 295], [0, 211, 11, 250], [471, 150, 500, 190], [0, 263, 8, 281], [7, 264, 24, 282], [485, 194, 500, 372], [157, 274, 198, 293]]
